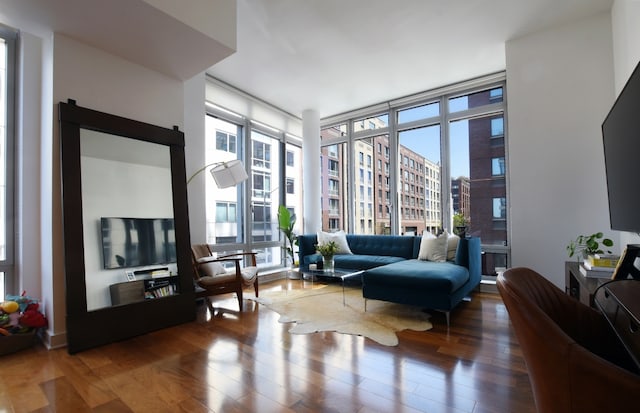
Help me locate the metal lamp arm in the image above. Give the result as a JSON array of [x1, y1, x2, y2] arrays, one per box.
[[186, 162, 223, 185]]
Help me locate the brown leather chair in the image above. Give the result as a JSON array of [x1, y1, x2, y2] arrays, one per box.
[[497, 267, 640, 413], [191, 244, 259, 310]]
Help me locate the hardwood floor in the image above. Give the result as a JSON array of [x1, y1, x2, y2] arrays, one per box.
[[0, 277, 535, 413]]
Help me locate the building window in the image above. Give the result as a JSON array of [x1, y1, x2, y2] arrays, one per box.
[[489, 87, 503, 102], [286, 150, 294, 166], [216, 131, 237, 153], [286, 178, 295, 194], [491, 117, 504, 137], [252, 141, 271, 169], [493, 197, 506, 219], [252, 172, 271, 199], [216, 202, 237, 222], [492, 157, 506, 176]]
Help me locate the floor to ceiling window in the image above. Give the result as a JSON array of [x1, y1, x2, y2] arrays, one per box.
[[320, 74, 508, 274], [204, 108, 303, 272], [205, 115, 245, 246], [0, 27, 16, 299]]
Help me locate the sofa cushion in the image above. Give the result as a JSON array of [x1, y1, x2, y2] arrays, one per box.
[[418, 232, 448, 262], [364, 259, 470, 293], [334, 254, 405, 270], [447, 233, 460, 261]]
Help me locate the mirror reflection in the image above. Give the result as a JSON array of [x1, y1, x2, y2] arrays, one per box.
[[80, 130, 176, 311]]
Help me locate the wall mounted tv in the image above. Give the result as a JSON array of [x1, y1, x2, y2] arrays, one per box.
[[602, 60, 640, 233], [100, 217, 176, 269]]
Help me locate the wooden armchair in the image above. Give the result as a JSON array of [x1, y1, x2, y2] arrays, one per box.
[[191, 244, 259, 310]]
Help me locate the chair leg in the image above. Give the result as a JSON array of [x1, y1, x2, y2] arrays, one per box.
[[254, 278, 259, 297], [237, 289, 243, 311]]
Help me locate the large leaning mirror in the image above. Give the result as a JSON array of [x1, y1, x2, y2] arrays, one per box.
[[60, 100, 195, 354]]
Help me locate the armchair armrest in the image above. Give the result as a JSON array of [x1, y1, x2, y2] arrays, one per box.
[[218, 252, 258, 267]]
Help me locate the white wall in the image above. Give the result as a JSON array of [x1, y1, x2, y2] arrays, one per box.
[[506, 13, 615, 287]]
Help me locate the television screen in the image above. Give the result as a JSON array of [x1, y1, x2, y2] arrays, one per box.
[[100, 217, 176, 269], [602, 60, 640, 233]]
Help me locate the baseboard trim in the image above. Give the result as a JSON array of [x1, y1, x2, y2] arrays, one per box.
[[41, 329, 67, 350]]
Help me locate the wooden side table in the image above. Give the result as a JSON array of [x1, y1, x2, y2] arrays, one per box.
[[564, 261, 607, 307]]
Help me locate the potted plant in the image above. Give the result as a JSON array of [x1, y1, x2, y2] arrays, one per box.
[[277, 205, 298, 267], [566, 232, 614, 260], [316, 240, 338, 271], [453, 212, 469, 237]]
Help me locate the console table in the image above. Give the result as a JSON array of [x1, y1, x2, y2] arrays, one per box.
[[565, 261, 607, 307], [110, 275, 179, 306]]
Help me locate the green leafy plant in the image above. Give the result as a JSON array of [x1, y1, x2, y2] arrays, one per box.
[[316, 241, 338, 258], [277, 205, 298, 266], [566, 232, 614, 258], [453, 212, 469, 236]]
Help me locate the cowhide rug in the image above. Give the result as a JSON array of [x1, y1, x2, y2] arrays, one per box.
[[249, 284, 432, 346]]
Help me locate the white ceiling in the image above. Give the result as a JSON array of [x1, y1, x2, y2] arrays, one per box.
[[207, 0, 613, 119]]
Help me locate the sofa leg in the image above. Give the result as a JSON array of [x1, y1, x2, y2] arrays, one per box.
[[364, 299, 367, 312], [444, 311, 450, 328]]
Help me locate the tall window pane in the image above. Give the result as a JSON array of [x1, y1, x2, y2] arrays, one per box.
[[320, 141, 349, 232], [250, 130, 281, 266], [449, 87, 508, 274], [205, 115, 245, 244], [354, 137, 375, 234], [0, 29, 16, 299], [398, 125, 441, 235], [285, 142, 303, 265]]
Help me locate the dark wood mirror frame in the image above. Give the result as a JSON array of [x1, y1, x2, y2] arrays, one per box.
[[59, 100, 195, 354]]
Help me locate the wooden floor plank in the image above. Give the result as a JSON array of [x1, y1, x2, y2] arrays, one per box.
[[0, 277, 535, 412]]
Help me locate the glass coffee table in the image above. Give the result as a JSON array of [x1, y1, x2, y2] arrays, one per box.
[[301, 268, 364, 305]]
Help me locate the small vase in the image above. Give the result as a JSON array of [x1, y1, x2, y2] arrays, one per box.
[[323, 256, 334, 272]]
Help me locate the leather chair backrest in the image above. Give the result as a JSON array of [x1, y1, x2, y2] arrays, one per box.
[[498, 267, 640, 413]]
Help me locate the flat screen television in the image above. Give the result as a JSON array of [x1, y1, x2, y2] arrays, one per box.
[[100, 217, 176, 269], [602, 60, 640, 233]]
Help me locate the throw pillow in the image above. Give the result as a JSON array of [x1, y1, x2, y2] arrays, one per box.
[[418, 231, 448, 262], [317, 230, 353, 255], [200, 260, 227, 276], [447, 232, 460, 261]]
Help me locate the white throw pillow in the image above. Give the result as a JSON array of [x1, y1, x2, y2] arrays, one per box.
[[418, 231, 448, 262], [447, 232, 460, 261], [317, 230, 353, 255], [200, 260, 228, 276]]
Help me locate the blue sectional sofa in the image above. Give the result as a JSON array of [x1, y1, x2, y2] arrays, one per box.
[[297, 234, 482, 326]]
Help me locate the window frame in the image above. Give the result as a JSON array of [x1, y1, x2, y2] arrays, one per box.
[[320, 73, 509, 270], [0, 26, 17, 298]]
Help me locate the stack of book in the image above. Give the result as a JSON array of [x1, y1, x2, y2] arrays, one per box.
[[579, 254, 620, 278], [150, 268, 171, 278]]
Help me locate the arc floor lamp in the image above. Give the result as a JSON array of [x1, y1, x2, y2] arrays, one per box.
[[187, 159, 248, 188]]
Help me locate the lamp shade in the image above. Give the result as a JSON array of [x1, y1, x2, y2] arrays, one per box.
[[209, 159, 248, 188]]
